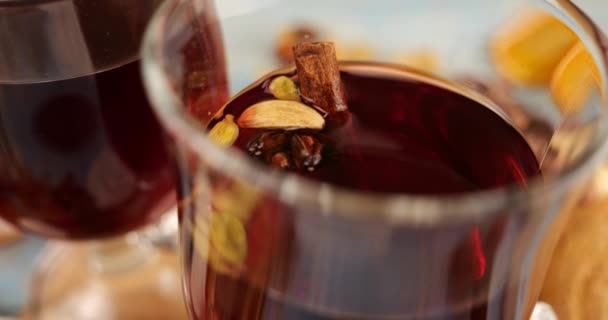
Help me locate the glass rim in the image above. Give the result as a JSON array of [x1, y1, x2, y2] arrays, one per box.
[[0, 0, 64, 7], [141, 0, 608, 226]]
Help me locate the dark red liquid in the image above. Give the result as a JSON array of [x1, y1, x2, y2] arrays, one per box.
[[216, 65, 539, 194], [0, 60, 175, 239], [184, 64, 541, 319]]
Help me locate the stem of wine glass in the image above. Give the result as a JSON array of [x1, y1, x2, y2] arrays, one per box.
[[87, 232, 156, 274], [88, 207, 180, 273], [140, 207, 179, 251], [25, 230, 188, 319]]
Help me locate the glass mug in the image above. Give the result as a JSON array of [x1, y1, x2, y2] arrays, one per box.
[[0, 0, 173, 238], [0, 0, 185, 319], [142, 0, 608, 319]]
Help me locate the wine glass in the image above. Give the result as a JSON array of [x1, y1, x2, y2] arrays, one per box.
[[0, 0, 185, 318], [142, 0, 608, 319]]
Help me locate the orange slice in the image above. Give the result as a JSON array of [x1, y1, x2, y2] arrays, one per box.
[[550, 42, 601, 114], [491, 10, 578, 85]]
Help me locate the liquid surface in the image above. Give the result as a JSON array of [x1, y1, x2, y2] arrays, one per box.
[[212, 64, 540, 194], [184, 64, 541, 320], [0, 60, 175, 239]]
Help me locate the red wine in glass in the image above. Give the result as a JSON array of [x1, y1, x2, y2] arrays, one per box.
[[0, 60, 174, 239], [183, 63, 541, 320]]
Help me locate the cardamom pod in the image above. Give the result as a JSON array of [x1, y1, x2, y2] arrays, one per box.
[[209, 213, 247, 268], [269, 76, 301, 101], [209, 114, 239, 146]]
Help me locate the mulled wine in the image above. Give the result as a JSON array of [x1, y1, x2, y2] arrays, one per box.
[[183, 42, 541, 320], [0, 60, 175, 239]]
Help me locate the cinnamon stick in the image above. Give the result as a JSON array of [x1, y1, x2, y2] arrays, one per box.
[[293, 42, 350, 127]]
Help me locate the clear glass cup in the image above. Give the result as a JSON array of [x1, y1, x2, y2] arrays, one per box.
[[0, 0, 184, 318], [141, 0, 608, 319]]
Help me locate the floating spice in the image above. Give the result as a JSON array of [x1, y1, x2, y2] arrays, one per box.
[[268, 76, 301, 101], [208, 114, 239, 146]]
